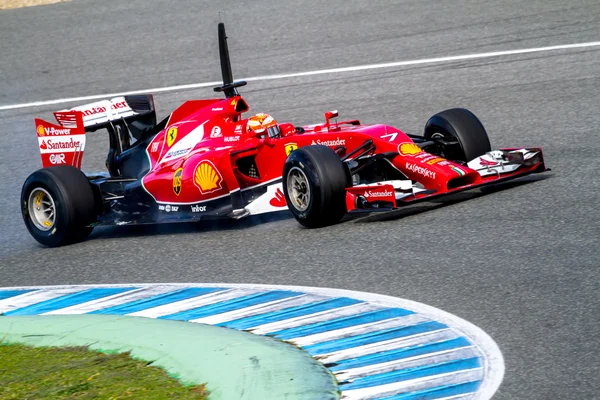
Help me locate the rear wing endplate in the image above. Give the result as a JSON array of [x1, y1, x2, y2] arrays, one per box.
[[35, 113, 86, 168]]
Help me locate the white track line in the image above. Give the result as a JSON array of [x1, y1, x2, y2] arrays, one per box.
[[1, 41, 599, 111]]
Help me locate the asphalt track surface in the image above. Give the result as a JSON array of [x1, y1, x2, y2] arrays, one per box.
[[0, 0, 599, 399]]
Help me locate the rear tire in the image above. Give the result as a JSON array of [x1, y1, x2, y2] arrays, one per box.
[[282, 145, 350, 228], [424, 108, 492, 162], [21, 166, 97, 247]]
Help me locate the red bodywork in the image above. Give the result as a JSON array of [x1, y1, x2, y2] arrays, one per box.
[[33, 93, 546, 222], [129, 96, 544, 212]]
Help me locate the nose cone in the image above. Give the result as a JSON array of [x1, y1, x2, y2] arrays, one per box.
[[393, 150, 482, 190]]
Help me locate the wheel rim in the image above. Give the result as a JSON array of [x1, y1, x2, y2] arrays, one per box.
[[28, 188, 56, 231], [287, 167, 311, 212], [430, 132, 445, 139]]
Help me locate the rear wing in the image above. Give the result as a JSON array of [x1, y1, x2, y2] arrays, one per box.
[[35, 95, 157, 169], [53, 95, 155, 132]]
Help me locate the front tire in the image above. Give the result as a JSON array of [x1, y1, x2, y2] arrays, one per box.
[[21, 166, 97, 247], [282, 145, 350, 228], [424, 108, 492, 162]]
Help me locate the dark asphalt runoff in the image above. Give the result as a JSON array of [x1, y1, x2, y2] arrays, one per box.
[[1, 1, 599, 399]]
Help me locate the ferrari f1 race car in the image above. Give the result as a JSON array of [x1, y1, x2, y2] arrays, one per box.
[[21, 23, 548, 247]]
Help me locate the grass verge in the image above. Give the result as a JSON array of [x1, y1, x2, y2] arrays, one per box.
[[0, 342, 208, 399], [1, 0, 71, 10]]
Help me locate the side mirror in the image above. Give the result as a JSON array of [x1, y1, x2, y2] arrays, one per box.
[[325, 110, 339, 120], [325, 110, 339, 131]]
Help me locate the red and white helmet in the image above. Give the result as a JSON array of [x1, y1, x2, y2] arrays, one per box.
[[247, 113, 281, 138]]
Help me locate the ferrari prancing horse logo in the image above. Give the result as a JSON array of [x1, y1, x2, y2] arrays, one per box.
[[285, 143, 298, 156], [167, 127, 178, 147], [173, 168, 183, 196]]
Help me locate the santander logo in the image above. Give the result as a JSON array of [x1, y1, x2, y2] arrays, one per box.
[[79, 101, 129, 117], [479, 157, 498, 166], [364, 189, 393, 198], [269, 188, 287, 207], [311, 138, 345, 147], [40, 138, 82, 151]]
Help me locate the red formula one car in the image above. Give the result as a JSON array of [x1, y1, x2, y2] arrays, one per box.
[[21, 23, 548, 247]]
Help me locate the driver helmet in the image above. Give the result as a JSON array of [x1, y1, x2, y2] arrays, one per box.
[[247, 113, 281, 139]]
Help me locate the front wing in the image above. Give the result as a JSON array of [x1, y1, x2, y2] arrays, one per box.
[[345, 147, 548, 212]]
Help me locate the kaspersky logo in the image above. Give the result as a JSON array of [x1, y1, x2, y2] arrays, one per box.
[[406, 162, 436, 179]]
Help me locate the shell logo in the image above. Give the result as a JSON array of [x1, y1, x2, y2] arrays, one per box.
[[37, 125, 45, 136], [194, 161, 223, 194], [399, 143, 422, 155]]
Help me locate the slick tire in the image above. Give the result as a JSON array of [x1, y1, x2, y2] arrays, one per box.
[[424, 108, 492, 162], [21, 166, 97, 247], [282, 145, 351, 228]]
